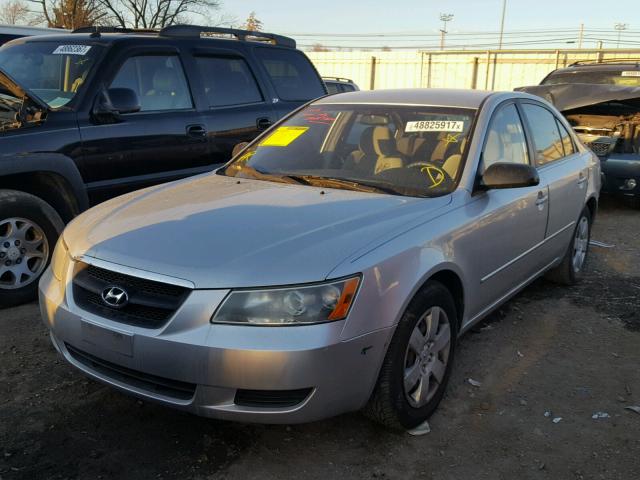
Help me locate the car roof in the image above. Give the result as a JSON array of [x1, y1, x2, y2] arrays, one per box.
[[0, 25, 67, 36], [315, 88, 494, 109], [550, 62, 640, 75]]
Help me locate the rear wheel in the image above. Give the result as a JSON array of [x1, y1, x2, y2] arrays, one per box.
[[0, 190, 64, 308], [365, 281, 457, 431], [545, 207, 591, 286]]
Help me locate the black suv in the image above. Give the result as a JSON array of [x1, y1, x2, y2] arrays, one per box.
[[0, 25, 326, 306]]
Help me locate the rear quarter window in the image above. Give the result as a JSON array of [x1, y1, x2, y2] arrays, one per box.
[[255, 47, 325, 101]]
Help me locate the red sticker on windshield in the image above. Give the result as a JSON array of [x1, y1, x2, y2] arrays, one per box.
[[303, 108, 336, 125]]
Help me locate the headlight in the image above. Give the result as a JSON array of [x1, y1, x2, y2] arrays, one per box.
[[212, 276, 361, 326], [51, 235, 70, 281]]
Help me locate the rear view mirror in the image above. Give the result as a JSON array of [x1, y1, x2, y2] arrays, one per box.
[[480, 163, 539, 190], [92, 87, 141, 124], [232, 142, 249, 158]]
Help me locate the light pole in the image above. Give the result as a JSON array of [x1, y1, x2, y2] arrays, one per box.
[[439, 13, 454, 50], [498, 0, 507, 50], [614, 22, 629, 48]]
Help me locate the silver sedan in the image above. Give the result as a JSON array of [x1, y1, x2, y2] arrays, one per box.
[[39, 89, 600, 430]]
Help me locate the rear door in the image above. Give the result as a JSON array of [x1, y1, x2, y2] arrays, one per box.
[[252, 46, 327, 120], [187, 49, 274, 164], [519, 102, 589, 262], [77, 47, 209, 204]]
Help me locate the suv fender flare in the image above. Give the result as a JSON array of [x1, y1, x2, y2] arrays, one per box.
[[1, 153, 89, 212]]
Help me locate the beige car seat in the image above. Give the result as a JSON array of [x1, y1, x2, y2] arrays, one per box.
[[441, 137, 469, 179], [348, 126, 404, 174]]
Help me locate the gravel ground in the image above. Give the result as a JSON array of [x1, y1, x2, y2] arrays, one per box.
[[1, 197, 639, 480]]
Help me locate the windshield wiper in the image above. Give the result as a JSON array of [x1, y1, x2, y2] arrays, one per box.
[[280, 174, 405, 196]]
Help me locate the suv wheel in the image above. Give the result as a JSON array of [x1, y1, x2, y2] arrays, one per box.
[[0, 190, 64, 308], [365, 281, 457, 431]]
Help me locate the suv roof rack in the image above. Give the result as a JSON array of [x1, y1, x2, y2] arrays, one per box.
[[323, 76, 355, 83], [159, 25, 296, 49], [569, 58, 640, 67], [72, 26, 159, 36]]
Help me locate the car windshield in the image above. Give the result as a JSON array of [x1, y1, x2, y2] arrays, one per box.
[[543, 70, 640, 87], [0, 41, 102, 109], [219, 104, 476, 197]]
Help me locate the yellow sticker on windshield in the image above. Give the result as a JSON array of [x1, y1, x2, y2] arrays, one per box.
[[260, 126, 309, 147]]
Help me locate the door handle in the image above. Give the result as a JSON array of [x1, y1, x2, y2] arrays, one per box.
[[535, 190, 548, 208], [577, 172, 588, 188], [186, 124, 207, 138], [256, 117, 273, 130]]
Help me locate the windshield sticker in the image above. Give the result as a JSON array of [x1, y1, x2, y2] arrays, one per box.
[[406, 120, 464, 133], [421, 165, 446, 188], [261, 126, 309, 147], [303, 108, 337, 125], [52, 45, 92, 56], [622, 71, 640, 77]]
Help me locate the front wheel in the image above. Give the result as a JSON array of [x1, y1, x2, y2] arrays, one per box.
[[364, 281, 458, 431], [545, 207, 591, 286], [0, 190, 64, 308]]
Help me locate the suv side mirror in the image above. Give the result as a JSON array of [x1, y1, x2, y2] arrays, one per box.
[[479, 162, 540, 190], [93, 87, 141, 124]]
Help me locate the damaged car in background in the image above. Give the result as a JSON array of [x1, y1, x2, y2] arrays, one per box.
[[519, 65, 640, 207]]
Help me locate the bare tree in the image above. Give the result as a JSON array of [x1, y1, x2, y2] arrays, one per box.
[[0, 0, 36, 24], [243, 11, 261, 31], [94, 0, 221, 29], [31, 0, 107, 28]]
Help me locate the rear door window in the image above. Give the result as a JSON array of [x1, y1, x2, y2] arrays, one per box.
[[195, 56, 263, 107], [556, 119, 575, 156], [255, 48, 325, 101]]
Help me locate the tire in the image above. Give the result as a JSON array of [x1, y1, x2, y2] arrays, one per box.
[[0, 190, 64, 308], [364, 281, 458, 431], [545, 207, 592, 286]]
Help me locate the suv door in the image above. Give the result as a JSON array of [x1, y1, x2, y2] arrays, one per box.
[[188, 51, 274, 164], [519, 102, 590, 262], [77, 49, 209, 204], [462, 102, 550, 317], [252, 47, 327, 120]]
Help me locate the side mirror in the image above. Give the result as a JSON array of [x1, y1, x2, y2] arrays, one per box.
[[92, 87, 141, 124], [232, 142, 249, 158], [479, 162, 539, 190]]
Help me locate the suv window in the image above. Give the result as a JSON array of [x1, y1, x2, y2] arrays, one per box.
[[521, 104, 565, 166], [195, 56, 263, 107], [255, 48, 325, 101], [481, 103, 529, 171], [110, 55, 192, 112], [556, 119, 575, 156]]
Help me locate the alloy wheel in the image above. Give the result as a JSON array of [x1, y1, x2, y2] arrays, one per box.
[[403, 306, 452, 408], [0, 217, 49, 289], [572, 216, 589, 273]]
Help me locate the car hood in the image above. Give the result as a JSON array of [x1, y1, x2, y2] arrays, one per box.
[[0, 67, 49, 111], [516, 83, 640, 111], [65, 174, 452, 288]]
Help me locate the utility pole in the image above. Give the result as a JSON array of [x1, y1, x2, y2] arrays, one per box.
[[577, 23, 584, 49], [498, 0, 507, 50], [614, 22, 629, 48], [439, 13, 454, 50]]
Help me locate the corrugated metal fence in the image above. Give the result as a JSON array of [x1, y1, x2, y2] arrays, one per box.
[[307, 49, 640, 91]]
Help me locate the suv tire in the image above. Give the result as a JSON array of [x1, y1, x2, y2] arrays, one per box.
[[365, 281, 457, 431], [0, 190, 64, 308]]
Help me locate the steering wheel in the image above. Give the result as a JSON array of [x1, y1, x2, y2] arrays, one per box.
[[406, 161, 438, 170]]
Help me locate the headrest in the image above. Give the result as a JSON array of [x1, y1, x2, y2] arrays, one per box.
[[372, 126, 396, 156]]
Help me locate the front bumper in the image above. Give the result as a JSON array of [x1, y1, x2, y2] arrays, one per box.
[[38, 265, 393, 424], [600, 154, 640, 197]]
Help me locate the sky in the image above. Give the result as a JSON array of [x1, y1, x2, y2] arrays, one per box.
[[220, 0, 640, 50]]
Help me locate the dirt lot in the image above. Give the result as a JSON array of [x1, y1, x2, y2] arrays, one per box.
[[1, 197, 639, 480]]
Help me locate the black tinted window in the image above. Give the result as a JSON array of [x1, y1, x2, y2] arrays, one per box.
[[256, 48, 325, 101], [325, 82, 340, 94], [111, 55, 192, 112], [195, 56, 263, 107], [521, 104, 565, 165]]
